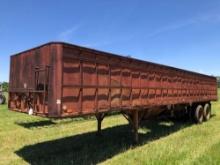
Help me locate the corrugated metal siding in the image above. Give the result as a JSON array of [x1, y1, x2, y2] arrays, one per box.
[[60, 44, 217, 117]]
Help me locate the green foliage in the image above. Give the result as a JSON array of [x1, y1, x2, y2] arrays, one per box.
[[0, 82, 9, 92]]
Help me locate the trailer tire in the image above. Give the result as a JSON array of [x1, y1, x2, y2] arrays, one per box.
[[0, 95, 6, 104], [203, 103, 211, 121], [194, 105, 203, 124]]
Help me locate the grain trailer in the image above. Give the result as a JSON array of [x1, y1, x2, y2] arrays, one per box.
[[9, 42, 218, 142]]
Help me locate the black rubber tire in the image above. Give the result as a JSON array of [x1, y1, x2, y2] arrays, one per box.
[[0, 95, 6, 104], [194, 105, 204, 124], [203, 103, 211, 121]]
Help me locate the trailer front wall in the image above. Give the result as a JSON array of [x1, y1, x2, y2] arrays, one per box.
[[61, 44, 217, 117], [9, 44, 63, 117]]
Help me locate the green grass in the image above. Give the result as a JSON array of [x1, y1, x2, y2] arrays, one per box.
[[0, 90, 220, 165]]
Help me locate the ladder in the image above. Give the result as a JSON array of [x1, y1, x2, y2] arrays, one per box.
[[34, 65, 50, 113]]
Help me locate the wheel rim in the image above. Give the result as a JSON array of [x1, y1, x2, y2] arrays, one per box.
[[204, 104, 211, 120], [195, 105, 203, 123], [198, 107, 203, 122], [206, 109, 211, 119]]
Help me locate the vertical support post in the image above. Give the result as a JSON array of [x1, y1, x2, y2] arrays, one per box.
[[121, 110, 140, 143], [97, 117, 102, 135], [133, 110, 139, 143], [96, 113, 105, 136]]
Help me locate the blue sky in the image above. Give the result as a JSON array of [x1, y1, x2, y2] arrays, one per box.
[[1, 0, 220, 82]]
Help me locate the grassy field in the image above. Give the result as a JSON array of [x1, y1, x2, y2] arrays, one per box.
[[0, 90, 220, 165]]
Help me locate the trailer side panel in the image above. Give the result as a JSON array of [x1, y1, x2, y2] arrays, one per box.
[[60, 44, 217, 117]]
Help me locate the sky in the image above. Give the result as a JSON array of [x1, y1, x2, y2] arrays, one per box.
[[1, 0, 220, 82]]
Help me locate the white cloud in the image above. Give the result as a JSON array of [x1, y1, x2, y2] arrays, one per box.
[[58, 24, 81, 41], [146, 13, 220, 38], [82, 40, 114, 48], [82, 35, 134, 48], [196, 13, 220, 23], [146, 20, 196, 38]]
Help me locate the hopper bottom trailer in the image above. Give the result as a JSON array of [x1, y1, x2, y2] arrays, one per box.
[[8, 42, 218, 143]]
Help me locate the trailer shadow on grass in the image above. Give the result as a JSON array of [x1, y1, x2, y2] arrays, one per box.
[[15, 118, 195, 165], [15, 120, 56, 129]]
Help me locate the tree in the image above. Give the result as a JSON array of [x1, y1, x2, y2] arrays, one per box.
[[1, 82, 9, 92]]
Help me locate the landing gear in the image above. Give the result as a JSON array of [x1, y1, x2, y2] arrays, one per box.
[[95, 110, 140, 143], [95, 113, 106, 136], [132, 110, 139, 144], [122, 110, 140, 144]]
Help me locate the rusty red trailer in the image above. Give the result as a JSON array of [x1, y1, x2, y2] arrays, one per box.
[[9, 42, 218, 142]]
